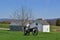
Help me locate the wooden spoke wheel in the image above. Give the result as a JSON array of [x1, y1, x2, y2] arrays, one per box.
[[32, 27, 38, 36], [24, 27, 30, 36]]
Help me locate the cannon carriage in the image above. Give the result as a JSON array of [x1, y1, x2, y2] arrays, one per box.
[[24, 23, 38, 36]]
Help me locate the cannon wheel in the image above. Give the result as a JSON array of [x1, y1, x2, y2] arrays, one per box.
[[24, 30, 30, 36], [32, 27, 38, 36], [24, 27, 30, 36]]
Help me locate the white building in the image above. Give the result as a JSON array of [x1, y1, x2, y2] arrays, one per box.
[[30, 20, 50, 32]]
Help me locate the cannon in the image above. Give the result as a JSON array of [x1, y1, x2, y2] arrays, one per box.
[[24, 24, 38, 36]]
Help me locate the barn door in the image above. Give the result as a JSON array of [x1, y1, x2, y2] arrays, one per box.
[[43, 25, 50, 32]]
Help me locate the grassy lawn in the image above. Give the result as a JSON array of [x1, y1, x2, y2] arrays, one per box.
[[0, 30, 60, 40], [0, 24, 60, 40], [50, 25, 60, 32], [0, 24, 9, 28]]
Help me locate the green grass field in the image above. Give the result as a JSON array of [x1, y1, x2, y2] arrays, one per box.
[[50, 25, 60, 32], [0, 24, 60, 40], [0, 30, 60, 40], [0, 24, 9, 28]]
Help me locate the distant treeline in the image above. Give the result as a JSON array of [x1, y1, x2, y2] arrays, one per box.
[[56, 19, 60, 26], [47, 19, 60, 26], [0, 19, 60, 26], [0, 21, 10, 24]]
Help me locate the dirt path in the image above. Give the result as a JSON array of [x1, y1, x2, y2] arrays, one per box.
[[0, 28, 10, 30]]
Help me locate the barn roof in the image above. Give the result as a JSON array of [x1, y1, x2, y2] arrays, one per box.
[[34, 20, 49, 25]]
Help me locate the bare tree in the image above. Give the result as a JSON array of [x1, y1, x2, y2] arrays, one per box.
[[21, 7, 33, 26], [10, 9, 21, 19], [10, 7, 33, 24]]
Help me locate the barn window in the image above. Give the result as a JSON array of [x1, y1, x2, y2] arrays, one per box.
[[36, 23, 38, 25]]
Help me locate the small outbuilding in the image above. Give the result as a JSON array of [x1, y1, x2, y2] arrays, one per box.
[[10, 20, 32, 31], [10, 20, 24, 31]]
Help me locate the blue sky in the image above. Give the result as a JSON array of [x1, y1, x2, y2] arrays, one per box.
[[0, 0, 60, 19]]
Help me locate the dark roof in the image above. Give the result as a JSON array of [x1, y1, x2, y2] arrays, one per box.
[[35, 20, 49, 25]]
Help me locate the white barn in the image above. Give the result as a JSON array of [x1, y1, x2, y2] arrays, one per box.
[[10, 19, 50, 32], [30, 20, 50, 32]]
